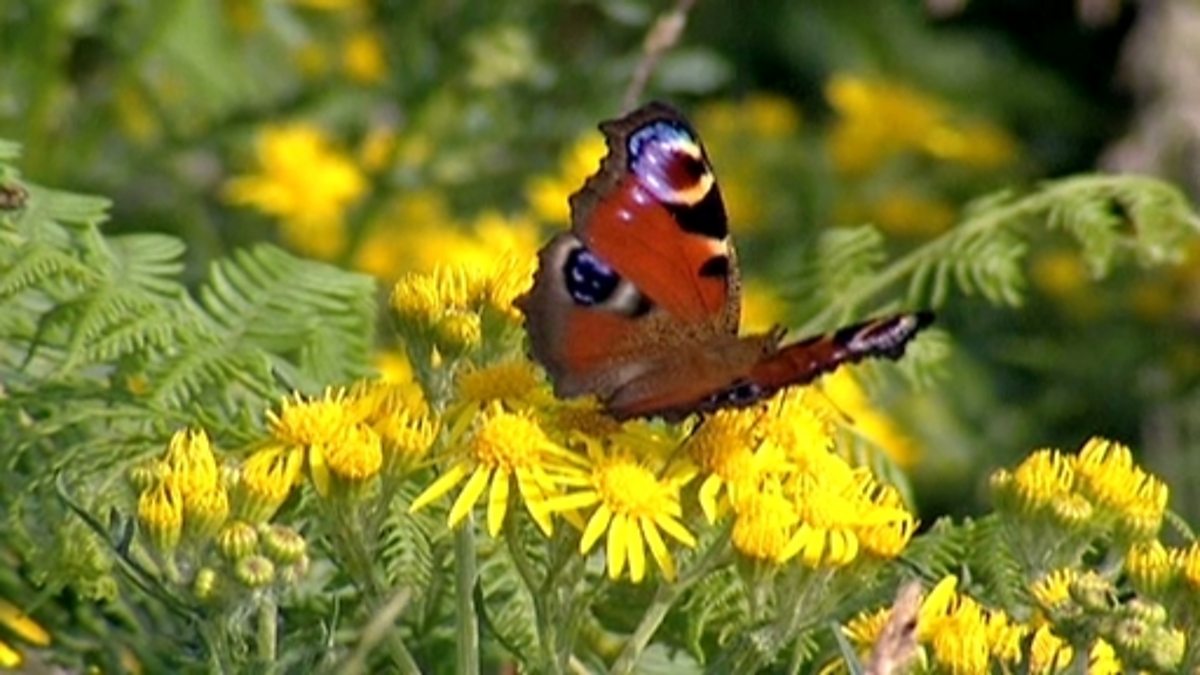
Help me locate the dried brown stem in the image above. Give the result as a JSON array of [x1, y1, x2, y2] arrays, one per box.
[[621, 0, 699, 113], [864, 580, 922, 675]]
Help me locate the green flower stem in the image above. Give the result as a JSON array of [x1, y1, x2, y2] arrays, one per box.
[[328, 503, 422, 675], [257, 593, 278, 668], [455, 520, 481, 675], [609, 530, 732, 675], [505, 510, 565, 675]]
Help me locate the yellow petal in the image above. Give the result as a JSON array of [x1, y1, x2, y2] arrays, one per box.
[[308, 443, 331, 498], [640, 516, 675, 580], [654, 513, 697, 547], [698, 474, 723, 524], [541, 491, 600, 513], [607, 513, 628, 579], [514, 469, 556, 536], [0, 640, 22, 669], [448, 465, 492, 528], [580, 504, 612, 554], [626, 520, 646, 582], [410, 462, 471, 512], [487, 469, 510, 537], [0, 600, 50, 647]]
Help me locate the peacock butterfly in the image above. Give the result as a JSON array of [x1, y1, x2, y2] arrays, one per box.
[[516, 102, 932, 421]]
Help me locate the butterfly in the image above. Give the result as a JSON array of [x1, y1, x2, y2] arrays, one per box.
[[516, 102, 933, 421]]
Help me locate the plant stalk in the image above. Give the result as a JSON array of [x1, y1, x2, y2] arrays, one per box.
[[455, 520, 481, 675]]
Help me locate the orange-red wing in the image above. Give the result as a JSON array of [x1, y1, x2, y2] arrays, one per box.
[[569, 102, 739, 331]]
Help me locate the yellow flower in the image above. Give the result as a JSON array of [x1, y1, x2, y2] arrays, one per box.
[[410, 406, 577, 537], [310, 423, 383, 495], [224, 123, 366, 260], [455, 360, 546, 410], [1007, 448, 1076, 512], [138, 477, 184, 552], [182, 484, 230, 540], [1171, 541, 1200, 589], [546, 443, 696, 582], [922, 122, 1017, 169], [342, 29, 386, 84], [1029, 625, 1073, 675], [917, 576, 1026, 674], [525, 132, 606, 224], [370, 350, 427, 412], [0, 599, 50, 647], [374, 407, 439, 468], [390, 259, 530, 352], [162, 428, 220, 499], [842, 606, 891, 648], [268, 388, 361, 448], [1030, 568, 1078, 611], [235, 445, 304, 522], [1125, 540, 1174, 594], [687, 408, 769, 521], [1073, 437, 1167, 538], [1088, 638, 1123, 675], [730, 487, 801, 563]]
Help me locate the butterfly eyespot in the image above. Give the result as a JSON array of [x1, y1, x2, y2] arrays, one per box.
[[563, 246, 620, 306]]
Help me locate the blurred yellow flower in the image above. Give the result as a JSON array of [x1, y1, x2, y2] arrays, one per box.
[[869, 189, 956, 238], [1029, 567, 1077, 611], [1029, 625, 1073, 674], [1088, 638, 1123, 675], [738, 278, 786, 335], [1031, 250, 1090, 299], [0, 599, 50, 647], [291, 0, 363, 10], [359, 123, 398, 172], [114, 84, 160, 145], [225, 123, 366, 260], [819, 369, 921, 468], [826, 74, 1016, 175], [1125, 539, 1173, 593], [525, 132, 606, 224], [343, 29, 387, 84], [0, 640, 20, 668]]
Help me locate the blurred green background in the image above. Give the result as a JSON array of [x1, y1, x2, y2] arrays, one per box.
[[2, 0, 1198, 523]]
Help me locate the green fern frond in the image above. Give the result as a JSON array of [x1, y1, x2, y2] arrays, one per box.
[[799, 174, 1200, 333], [196, 244, 377, 390], [965, 515, 1030, 613], [793, 225, 886, 319], [379, 490, 438, 592], [0, 240, 96, 300]]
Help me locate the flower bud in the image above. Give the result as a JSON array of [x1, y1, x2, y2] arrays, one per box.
[[216, 521, 259, 561], [235, 555, 276, 588], [137, 479, 183, 553], [193, 567, 218, 601], [278, 555, 310, 586], [183, 485, 229, 541], [260, 524, 306, 564]]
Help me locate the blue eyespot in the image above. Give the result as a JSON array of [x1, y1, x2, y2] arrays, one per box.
[[563, 246, 620, 306]]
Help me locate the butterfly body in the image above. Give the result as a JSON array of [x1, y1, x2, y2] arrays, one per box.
[[517, 102, 932, 420]]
